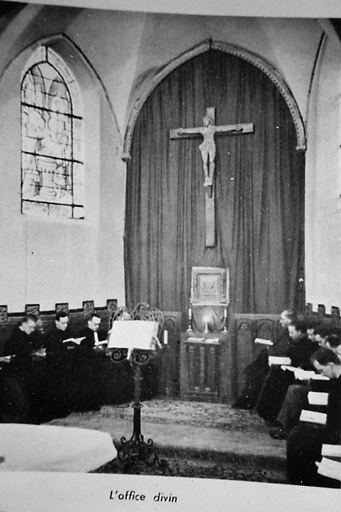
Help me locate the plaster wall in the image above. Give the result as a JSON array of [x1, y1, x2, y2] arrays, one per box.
[[64, 11, 322, 136], [124, 15, 321, 134], [2, 7, 320, 140], [0, 5, 328, 313], [305, 35, 341, 312], [0, 27, 125, 312]]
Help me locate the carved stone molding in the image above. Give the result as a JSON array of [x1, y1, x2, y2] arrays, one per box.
[[122, 40, 306, 160]]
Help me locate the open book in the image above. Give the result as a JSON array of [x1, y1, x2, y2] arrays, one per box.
[[254, 338, 273, 346], [293, 368, 316, 380], [280, 367, 330, 382], [281, 366, 316, 380], [308, 391, 328, 406], [317, 457, 341, 481], [31, 348, 46, 358], [94, 340, 108, 347], [281, 365, 302, 373], [321, 444, 341, 458], [268, 356, 291, 366], [311, 374, 330, 381], [62, 337, 86, 345], [186, 337, 206, 343], [0, 355, 14, 363], [107, 321, 159, 351], [299, 409, 327, 425]]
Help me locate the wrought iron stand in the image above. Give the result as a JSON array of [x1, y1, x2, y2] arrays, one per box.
[[111, 348, 166, 467]]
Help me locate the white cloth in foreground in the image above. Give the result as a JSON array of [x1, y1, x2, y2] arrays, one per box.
[[0, 424, 117, 472]]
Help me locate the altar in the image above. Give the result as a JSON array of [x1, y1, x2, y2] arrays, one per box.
[[180, 332, 228, 401], [180, 267, 229, 402]]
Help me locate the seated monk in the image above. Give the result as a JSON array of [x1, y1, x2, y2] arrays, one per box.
[[255, 320, 318, 422], [73, 311, 108, 411], [287, 347, 341, 487], [271, 333, 341, 439], [43, 311, 77, 418], [1, 314, 44, 423], [233, 310, 297, 409]]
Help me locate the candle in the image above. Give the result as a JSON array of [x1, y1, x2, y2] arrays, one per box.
[[164, 330, 168, 345], [223, 307, 228, 332]]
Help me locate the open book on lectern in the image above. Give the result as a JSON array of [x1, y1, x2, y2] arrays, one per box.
[[107, 320, 159, 351]]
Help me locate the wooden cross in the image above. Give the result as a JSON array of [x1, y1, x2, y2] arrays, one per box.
[[170, 107, 254, 247]]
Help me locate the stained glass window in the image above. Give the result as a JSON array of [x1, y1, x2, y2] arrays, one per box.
[[21, 46, 83, 219]]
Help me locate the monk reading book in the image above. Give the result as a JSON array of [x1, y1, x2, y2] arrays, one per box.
[[287, 347, 341, 487]]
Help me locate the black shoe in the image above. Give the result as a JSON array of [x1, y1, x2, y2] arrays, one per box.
[[269, 428, 288, 440]]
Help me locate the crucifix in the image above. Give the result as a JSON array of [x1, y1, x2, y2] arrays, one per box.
[[170, 107, 254, 247]]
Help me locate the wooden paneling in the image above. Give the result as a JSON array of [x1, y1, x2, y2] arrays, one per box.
[[180, 333, 227, 401]]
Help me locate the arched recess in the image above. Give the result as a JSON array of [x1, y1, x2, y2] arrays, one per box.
[[124, 43, 305, 316], [123, 40, 306, 160]]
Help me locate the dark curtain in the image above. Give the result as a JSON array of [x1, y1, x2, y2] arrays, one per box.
[[124, 50, 305, 321]]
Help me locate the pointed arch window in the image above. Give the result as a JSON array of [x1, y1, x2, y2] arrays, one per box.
[[21, 46, 83, 219]]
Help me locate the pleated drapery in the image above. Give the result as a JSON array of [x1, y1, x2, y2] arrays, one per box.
[[124, 50, 305, 323]]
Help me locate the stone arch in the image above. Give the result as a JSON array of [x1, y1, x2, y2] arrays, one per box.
[[123, 40, 306, 160]]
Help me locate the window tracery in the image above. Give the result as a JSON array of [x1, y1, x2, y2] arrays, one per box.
[[21, 46, 83, 219]]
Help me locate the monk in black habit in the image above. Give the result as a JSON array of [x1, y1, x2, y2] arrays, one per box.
[[255, 320, 319, 422], [287, 347, 341, 487]]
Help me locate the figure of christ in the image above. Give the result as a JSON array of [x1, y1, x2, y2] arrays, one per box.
[[170, 108, 254, 246], [176, 114, 248, 188]]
